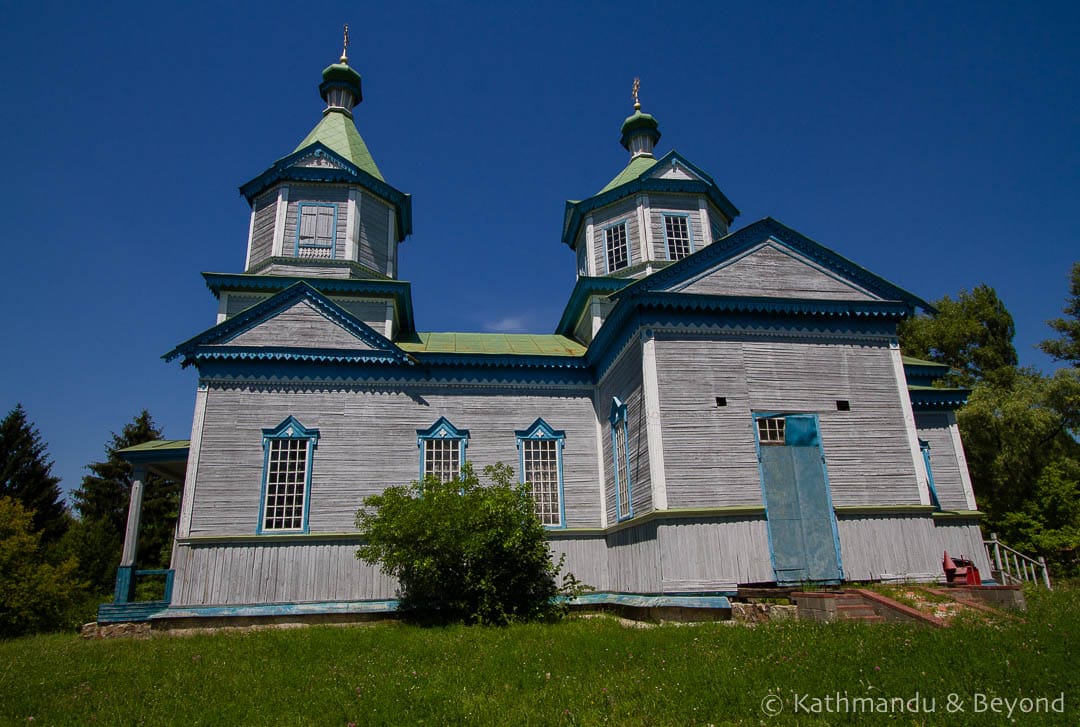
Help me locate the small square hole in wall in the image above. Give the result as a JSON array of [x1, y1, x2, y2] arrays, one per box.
[[715, 397, 727, 407], [836, 400, 851, 411]]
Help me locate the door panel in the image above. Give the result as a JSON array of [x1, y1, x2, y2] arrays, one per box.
[[758, 414, 842, 585]]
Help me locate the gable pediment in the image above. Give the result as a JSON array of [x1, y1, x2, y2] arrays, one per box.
[[674, 241, 881, 301], [164, 282, 413, 368], [218, 298, 379, 349], [619, 218, 931, 311]]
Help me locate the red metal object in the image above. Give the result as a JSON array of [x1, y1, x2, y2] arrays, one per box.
[[943, 551, 981, 585]]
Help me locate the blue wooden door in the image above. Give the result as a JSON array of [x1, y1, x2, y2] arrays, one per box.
[[757, 414, 843, 586]]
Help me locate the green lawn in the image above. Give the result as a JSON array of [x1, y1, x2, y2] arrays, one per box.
[[1, 585, 1076, 726]]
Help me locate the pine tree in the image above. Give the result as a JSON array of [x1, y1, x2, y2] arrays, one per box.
[[72, 411, 180, 577], [1040, 262, 1080, 367], [0, 404, 68, 545]]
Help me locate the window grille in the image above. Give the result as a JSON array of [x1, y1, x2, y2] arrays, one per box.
[[664, 215, 692, 260], [605, 223, 629, 272], [424, 438, 461, 482], [263, 438, 308, 531], [522, 439, 561, 526], [757, 417, 786, 446]]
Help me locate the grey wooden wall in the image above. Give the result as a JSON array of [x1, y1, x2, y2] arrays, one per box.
[[283, 185, 350, 260], [647, 194, 704, 260], [655, 332, 921, 509], [357, 193, 391, 275], [247, 191, 277, 270], [679, 243, 879, 300], [188, 383, 600, 536], [656, 516, 773, 589], [596, 340, 652, 522], [219, 299, 376, 349], [915, 411, 971, 510]]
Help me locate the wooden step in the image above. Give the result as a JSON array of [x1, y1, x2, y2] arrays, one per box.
[[837, 604, 878, 619]]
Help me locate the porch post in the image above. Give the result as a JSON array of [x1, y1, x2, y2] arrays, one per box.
[[113, 464, 147, 603]]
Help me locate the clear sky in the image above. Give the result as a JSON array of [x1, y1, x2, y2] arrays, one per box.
[[2, 1, 1077, 502]]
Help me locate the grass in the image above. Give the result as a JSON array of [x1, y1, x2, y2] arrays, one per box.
[[1, 585, 1077, 726]]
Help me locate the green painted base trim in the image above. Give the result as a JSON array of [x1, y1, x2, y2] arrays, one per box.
[[603, 506, 766, 536], [834, 505, 937, 516], [932, 510, 985, 520], [178, 532, 364, 546]]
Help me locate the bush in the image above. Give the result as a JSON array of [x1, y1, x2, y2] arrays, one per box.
[[356, 462, 584, 624], [0, 497, 88, 638]]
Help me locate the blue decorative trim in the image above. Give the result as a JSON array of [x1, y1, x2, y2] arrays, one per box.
[[188, 347, 409, 365], [613, 218, 933, 312], [416, 416, 469, 481], [554, 276, 633, 338], [909, 388, 971, 410], [920, 439, 942, 510], [563, 150, 740, 247], [239, 141, 412, 240], [257, 416, 319, 535], [661, 212, 695, 261], [113, 564, 135, 603], [164, 282, 415, 367], [515, 418, 567, 528], [903, 359, 953, 387], [294, 202, 338, 257], [609, 398, 633, 521]]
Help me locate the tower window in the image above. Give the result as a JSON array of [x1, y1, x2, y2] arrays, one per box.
[[296, 203, 336, 258], [605, 222, 629, 272], [664, 214, 693, 260]]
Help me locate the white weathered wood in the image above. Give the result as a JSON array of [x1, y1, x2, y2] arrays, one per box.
[[383, 301, 394, 338], [120, 466, 146, 566], [890, 341, 932, 506], [177, 385, 209, 539], [641, 332, 668, 510], [637, 194, 653, 263], [386, 204, 395, 278], [698, 198, 712, 249], [345, 189, 358, 262], [216, 293, 229, 325], [947, 410, 978, 510], [836, 513, 940, 581], [244, 204, 256, 271], [584, 216, 595, 276], [657, 517, 773, 587], [593, 388, 608, 529], [272, 186, 289, 257]]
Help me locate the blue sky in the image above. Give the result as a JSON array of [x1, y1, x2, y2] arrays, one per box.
[[2, 1, 1077, 502]]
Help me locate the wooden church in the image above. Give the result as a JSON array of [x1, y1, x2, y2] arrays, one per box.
[[104, 43, 990, 623]]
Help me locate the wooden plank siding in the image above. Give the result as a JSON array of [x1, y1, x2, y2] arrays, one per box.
[[215, 299, 376, 349], [188, 384, 600, 536], [170, 540, 398, 606], [605, 521, 662, 593], [547, 535, 610, 592], [654, 333, 922, 509], [678, 243, 881, 300], [591, 198, 641, 274], [646, 194, 705, 261], [932, 519, 992, 573], [835, 514, 940, 581], [596, 341, 652, 522], [358, 193, 391, 275], [331, 297, 395, 333], [225, 294, 270, 318], [657, 517, 773, 589], [282, 185, 350, 260], [247, 191, 278, 271], [915, 412, 971, 510]]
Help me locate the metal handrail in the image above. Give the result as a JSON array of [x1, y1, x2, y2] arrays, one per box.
[[984, 533, 1051, 589]]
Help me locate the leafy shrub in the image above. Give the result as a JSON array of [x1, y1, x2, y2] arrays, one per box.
[[356, 462, 585, 624]]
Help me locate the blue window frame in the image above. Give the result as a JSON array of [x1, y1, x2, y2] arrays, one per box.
[[515, 418, 566, 527], [662, 213, 694, 261], [295, 203, 337, 258], [609, 398, 632, 520], [258, 416, 319, 534], [417, 417, 469, 482], [920, 439, 942, 510]]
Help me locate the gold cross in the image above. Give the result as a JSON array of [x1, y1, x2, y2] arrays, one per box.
[[341, 24, 350, 63], [632, 77, 641, 109]]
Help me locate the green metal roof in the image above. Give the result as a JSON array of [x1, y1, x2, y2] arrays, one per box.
[[902, 355, 950, 370], [117, 439, 191, 454], [398, 333, 586, 357], [294, 110, 384, 181], [598, 155, 658, 194]]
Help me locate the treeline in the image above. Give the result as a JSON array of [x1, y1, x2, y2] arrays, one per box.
[[0, 408, 179, 638], [899, 263, 1080, 575]]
